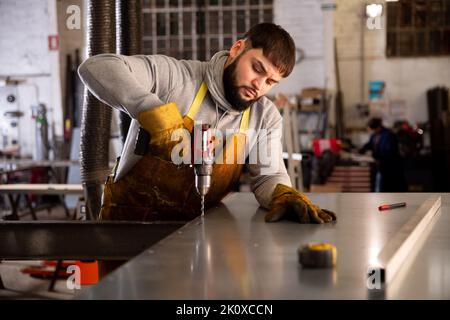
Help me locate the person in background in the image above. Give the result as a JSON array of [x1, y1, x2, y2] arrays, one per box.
[[360, 117, 407, 192]]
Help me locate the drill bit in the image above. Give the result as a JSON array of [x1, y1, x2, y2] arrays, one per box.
[[201, 195, 205, 217]]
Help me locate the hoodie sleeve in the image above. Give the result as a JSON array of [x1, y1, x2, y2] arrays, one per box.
[[77, 53, 194, 119], [246, 106, 292, 209]]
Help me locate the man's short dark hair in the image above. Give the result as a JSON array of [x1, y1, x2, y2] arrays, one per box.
[[243, 23, 296, 78], [368, 117, 383, 130]]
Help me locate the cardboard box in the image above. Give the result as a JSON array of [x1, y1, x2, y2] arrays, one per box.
[[299, 87, 324, 111]]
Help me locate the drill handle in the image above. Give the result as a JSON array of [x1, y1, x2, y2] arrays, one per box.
[[134, 127, 151, 156]]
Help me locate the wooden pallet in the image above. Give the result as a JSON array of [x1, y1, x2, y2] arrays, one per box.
[[326, 165, 371, 192]]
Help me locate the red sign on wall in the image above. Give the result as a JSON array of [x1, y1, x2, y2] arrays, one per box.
[[48, 35, 59, 51]]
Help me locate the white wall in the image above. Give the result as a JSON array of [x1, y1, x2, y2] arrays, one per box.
[[57, 0, 84, 113], [334, 0, 450, 127], [273, 0, 327, 95], [0, 0, 63, 157]]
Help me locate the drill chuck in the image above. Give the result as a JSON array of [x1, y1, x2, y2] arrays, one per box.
[[193, 123, 214, 198], [194, 164, 213, 196]]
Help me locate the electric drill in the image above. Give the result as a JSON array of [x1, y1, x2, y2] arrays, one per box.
[[194, 124, 214, 216], [134, 122, 214, 216]]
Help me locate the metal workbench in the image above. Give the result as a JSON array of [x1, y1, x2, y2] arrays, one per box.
[[77, 192, 450, 299]]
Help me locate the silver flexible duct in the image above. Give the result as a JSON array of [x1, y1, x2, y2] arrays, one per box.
[[80, 0, 116, 220]]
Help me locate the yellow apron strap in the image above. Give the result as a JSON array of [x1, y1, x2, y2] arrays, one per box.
[[186, 81, 251, 134], [239, 107, 251, 134], [186, 81, 208, 120]]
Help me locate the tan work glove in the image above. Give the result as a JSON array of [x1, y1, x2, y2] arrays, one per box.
[[137, 102, 185, 161], [265, 184, 337, 224]]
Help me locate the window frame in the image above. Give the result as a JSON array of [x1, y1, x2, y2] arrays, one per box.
[[142, 0, 274, 60], [386, 0, 450, 57]]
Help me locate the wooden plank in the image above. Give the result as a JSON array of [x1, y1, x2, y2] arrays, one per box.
[[331, 171, 370, 175], [330, 184, 370, 188], [333, 167, 370, 172], [342, 188, 371, 192], [0, 184, 83, 195], [338, 182, 371, 187], [310, 183, 343, 192], [334, 166, 370, 170], [330, 172, 370, 177], [328, 177, 370, 182], [375, 196, 441, 284]]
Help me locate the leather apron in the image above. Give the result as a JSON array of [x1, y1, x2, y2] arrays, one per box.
[[100, 82, 251, 222]]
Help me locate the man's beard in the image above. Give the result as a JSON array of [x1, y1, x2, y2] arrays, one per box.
[[223, 55, 258, 112]]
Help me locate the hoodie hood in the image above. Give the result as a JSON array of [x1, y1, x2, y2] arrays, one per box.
[[205, 50, 243, 116]]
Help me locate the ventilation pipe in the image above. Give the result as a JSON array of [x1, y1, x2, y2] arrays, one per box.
[[80, 0, 116, 220]]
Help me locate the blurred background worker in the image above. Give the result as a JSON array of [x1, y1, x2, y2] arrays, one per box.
[[360, 118, 407, 192]]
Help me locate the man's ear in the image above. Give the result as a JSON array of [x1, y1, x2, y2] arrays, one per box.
[[229, 39, 246, 59]]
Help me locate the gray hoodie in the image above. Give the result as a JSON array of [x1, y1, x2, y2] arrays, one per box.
[[78, 51, 292, 209]]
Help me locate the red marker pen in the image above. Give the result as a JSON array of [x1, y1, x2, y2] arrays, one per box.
[[378, 202, 407, 211]]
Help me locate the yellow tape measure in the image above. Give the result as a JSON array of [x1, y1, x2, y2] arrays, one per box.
[[298, 243, 337, 268]]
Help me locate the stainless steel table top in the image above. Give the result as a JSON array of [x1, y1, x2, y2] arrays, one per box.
[[78, 192, 450, 299]]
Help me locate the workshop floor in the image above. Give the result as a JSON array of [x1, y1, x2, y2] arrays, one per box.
[[0, 205, 79, 300]]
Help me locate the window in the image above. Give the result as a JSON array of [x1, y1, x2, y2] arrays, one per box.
[[142, 0, 274, 60], [386, 0, 450, 57]]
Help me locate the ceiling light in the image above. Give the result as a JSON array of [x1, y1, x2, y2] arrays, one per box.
[[366, 3, 383, 18]]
